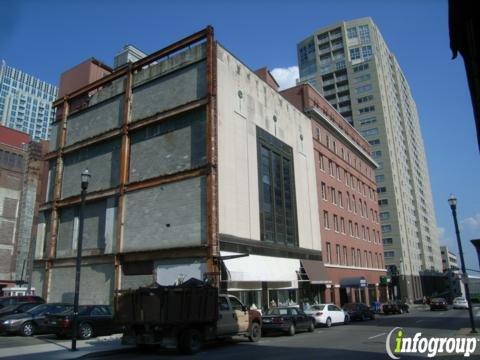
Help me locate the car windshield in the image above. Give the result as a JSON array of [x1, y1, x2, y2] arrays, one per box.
[[265, 308, 289, 315], [311, 305, 325, 311], [342, 304, 356, 310]]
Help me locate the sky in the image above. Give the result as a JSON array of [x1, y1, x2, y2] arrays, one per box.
[[1, 0, 479, 271]]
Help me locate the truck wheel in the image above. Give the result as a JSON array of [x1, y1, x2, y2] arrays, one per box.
[[179, 328, 202, 354], [248, 322, 261, 342], [287, 324, 295, 336]]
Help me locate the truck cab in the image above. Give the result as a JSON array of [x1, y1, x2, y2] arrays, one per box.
[[217, 294, 261, 338]]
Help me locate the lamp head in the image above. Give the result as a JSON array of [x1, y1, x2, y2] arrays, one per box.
[[81, 169, 91, 190], [448, 194, 457, 208]]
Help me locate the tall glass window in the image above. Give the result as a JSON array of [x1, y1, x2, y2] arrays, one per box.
[[257, 127, 298, 247]]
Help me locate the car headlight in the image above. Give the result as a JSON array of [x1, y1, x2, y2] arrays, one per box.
[[2, 319, 17, 325]]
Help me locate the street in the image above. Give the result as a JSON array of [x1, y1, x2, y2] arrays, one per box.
[[2, 306, 476, 360]]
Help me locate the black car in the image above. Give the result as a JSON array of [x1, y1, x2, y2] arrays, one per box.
[[0, 303, 72, 336], [45, 305, 117, 340], [262, 307, 314, 336], [0, 296, 45, 309], [0, 302, 44, 318], [430, 298, 448, 311], [342, 303, 375, 321], [382, 301, 409, 315]]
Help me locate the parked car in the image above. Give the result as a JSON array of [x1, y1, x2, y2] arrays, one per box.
[[0, 302, 44, 318], [430, 298, 449, 311], [453, 297, 469, 309], [0, 303, 72, 336], [0, 296, 45, 309], [304, 303, 348, 327], [262, 307, 314, 335], [382, 301, 410, 315], [342, 303, 375, 321], [45, 305, 117, 339]]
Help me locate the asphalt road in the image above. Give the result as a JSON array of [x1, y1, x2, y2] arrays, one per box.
[[1, 307, 479, 359], [86, 306, 480, 360]]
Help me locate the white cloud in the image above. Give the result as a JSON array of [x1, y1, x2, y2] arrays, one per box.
[[270, 66, 299, 91], [461, 213, 480, 231]]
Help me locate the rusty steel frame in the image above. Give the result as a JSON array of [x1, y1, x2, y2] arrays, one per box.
[[39, 27, 218, 299], [205, 27, 220, 287]]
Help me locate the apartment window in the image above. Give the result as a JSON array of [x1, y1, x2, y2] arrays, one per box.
[[257, 127, 297, 246], [329, 160, 335, 177], [362, 225, 366, 240], [368, 139, 380, 146], [350, 48, 361, 60], [378, 199, 388, 206], [357, 249, 362, 266], [346, 172, 350, 187], [359, 105, 375, 114], [336, 245, 341, 264], [367, 227, 371, 242], [372, 150, 382, 158], [358, 25, 371, 44], [358, 95, 374, 104], [347, 192, 351, 211], [349, 221, 353, 237], [384, 251, 394, 258], [379, 212, 390, 220], [377, 186, 387, 193], [354, 74, 371, 83], [375, 175, 385, 183], [334, 215, 339, 232], [362, 45, 373, 59], [351, 248, 356, 266], [352, 194, 357, 213], [336, 165, 341, 180], [338, 191, 343, 208], [343, 246, 348, 265], [331, 187, 337, 205], [321, 182, 327, 200], [359, 117, 376, 126], [324, 211, 330, 229], [353, 63, 369, 72], [355, 223, 360, 238], [326, 243, 332, 263], [319, 154, 325, 171], [347, 27, 358, 39], [369, 252, 373, 268], [381, 225, 392, 233], [355, 84, 373, 94], [340, 217, 346, 234], [383, 238, 393, 245], [364, 251, 368, 267]]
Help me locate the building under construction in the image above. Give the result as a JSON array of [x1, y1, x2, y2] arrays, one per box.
[[33, 27, 325, 307]]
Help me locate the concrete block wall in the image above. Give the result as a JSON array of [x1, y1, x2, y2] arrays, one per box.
[[129, 109, 206, 182], [49, 263, 114, 304], [123, 176, 206, 252], [61, 138, 121, 199]]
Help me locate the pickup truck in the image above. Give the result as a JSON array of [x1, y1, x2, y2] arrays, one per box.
[[114, 280, 262, 354]]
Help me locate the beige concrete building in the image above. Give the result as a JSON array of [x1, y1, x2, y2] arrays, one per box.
[[297, 17, 441, 301]]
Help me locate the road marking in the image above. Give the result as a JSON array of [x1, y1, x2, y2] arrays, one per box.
[[368, 332, 386, 339], [415, 319, 424, 323]]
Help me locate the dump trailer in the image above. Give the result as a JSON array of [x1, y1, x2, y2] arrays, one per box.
[[114, 280, 262, 354]]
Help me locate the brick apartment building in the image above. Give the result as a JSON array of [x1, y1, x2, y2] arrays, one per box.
[[282, 84, 386, 305]]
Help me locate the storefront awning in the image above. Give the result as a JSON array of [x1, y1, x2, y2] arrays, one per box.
[[220, 251, 300, 283], [301, 260, 331, 284], [340, 276, 367, 288]]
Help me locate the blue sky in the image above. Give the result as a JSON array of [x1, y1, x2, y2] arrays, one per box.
[[2, 0, 479, 270]]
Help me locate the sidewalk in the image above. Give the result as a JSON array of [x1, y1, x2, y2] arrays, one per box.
[[0, 334, 135, 360]]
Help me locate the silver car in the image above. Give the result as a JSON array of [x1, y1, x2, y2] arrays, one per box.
[[453, 297, 469, 309]]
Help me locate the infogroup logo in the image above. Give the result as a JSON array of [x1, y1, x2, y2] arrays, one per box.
[[385, 327, 479, 359]]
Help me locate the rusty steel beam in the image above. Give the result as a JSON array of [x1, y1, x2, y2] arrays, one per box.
[[125, 166, 210, 194], [56, 188, 118, 208], [52, 26, 211, 108], [114, 64, 133, 292], [62, 129, 123, 156], [205, 27, 220, 287], [128, 98, 208, 131], [120, 246, 208, 263]]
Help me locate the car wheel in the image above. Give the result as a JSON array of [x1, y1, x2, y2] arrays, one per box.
[[248, 322, 261, 342], [308, 320, 315, 332], [287, 324, 296, 336], [21, 322, 35, 336], [79, 323, 93, 340], [325, 317, 332, 328], [179, 328, 203, 354]]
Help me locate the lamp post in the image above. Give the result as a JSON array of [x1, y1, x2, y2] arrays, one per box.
[[448, 194, 477, 334], [71, 169, 91, 351]]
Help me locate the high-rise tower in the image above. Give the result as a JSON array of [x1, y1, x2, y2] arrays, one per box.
[[297, 17, 441, 301]]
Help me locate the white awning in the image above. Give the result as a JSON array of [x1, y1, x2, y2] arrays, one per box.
[[221, 251, 301, 283]]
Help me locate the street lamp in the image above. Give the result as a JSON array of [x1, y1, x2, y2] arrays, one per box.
[[71, 169, 91, 351], [448, 194, 477, 334]]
